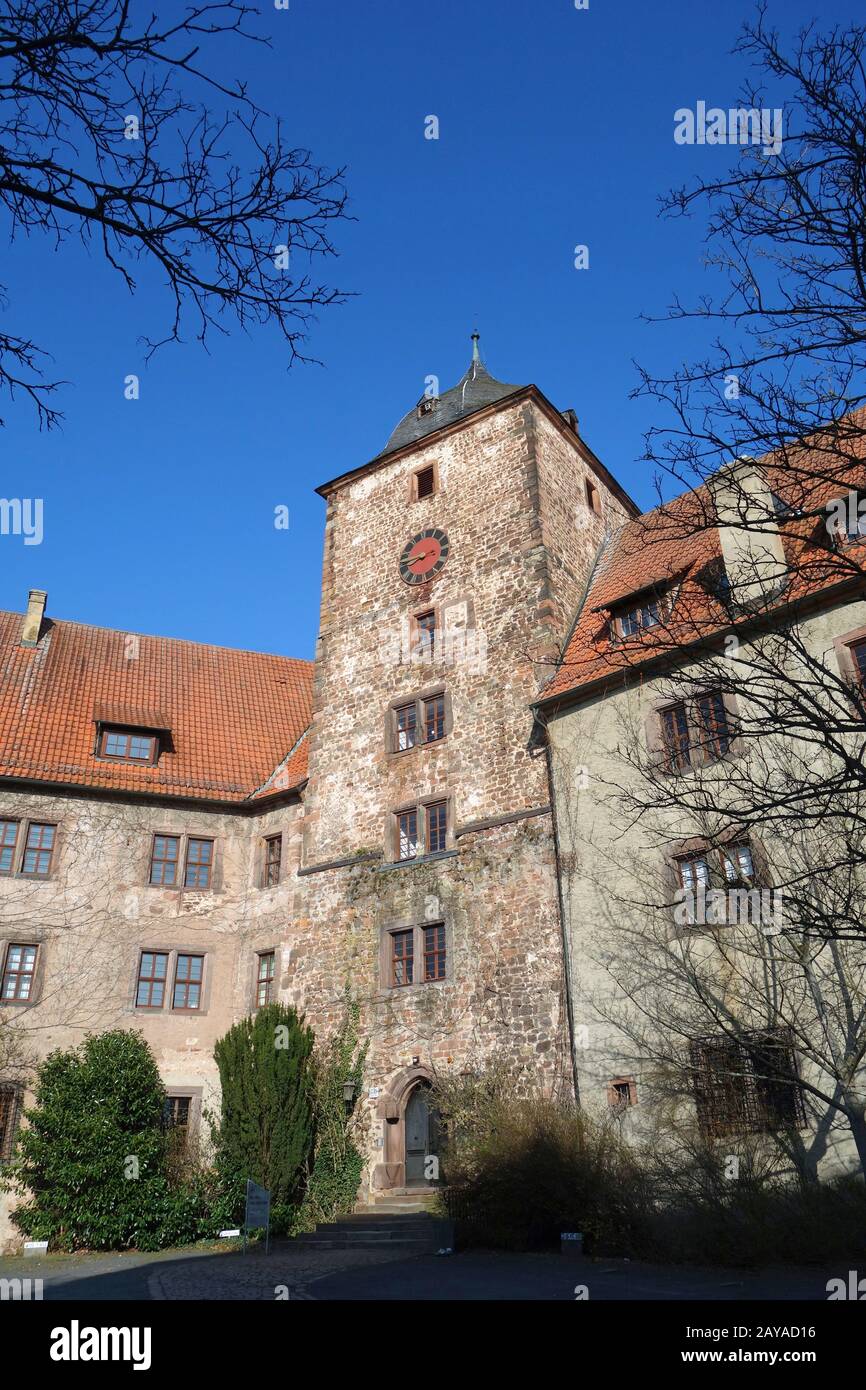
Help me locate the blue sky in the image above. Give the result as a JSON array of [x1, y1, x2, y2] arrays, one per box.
[[0, 0, 856, 657]]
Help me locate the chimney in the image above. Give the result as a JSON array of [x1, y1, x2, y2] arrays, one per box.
[[709, 458, 788, 610], [21, 589, 47, 647]]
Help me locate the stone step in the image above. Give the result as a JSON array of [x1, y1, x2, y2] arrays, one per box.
[[292, 1236, 435, 1251], [363, 1204, 435, 1214], [306, 1224, 434, 1240]]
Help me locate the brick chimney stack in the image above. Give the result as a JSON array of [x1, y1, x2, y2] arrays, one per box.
[[21, 589, 47, 647]]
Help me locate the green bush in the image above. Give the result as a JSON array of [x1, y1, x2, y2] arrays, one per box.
[[433, 1064, 866, 1265], [212, 1003, 315, 1231], [296, 992, 367, 1231], [433, 1067, 650, 1253], [5, 1029, 206, 1252], [641, 1169, 866, 1267]]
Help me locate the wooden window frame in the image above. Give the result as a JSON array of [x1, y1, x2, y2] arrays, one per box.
[[585, 478, 602, 516], [183, 838, 214, 890], [1, 942, 39, 1003], [649, 688, 739, 774], [148, 832, 220, 892], [18, 821, 57, 879], [162, 1089, 203, 1150], [255, 949, 276, 1008], [390, 928, 415, 987], [426, 800, 448, 855], [262, 834, 282, 889], [149, 833, 180, 887], [394, 701, 418, 752], [614, 594, 662, 640], [387, 687, 452, 755], [422, 922, 447, 982], [379, 918, 450, 992], [0, 819, 19, 876], [389, 795, 453, 862], [135, 949, 170, 1009], [395, 806, 419, 862], [410, 461, 439, 503], [607, 1076, 637, 1110], [0, 1083, 22, 1162], [668, 832, 771, 930], [132, 948, 211, 1015], [97, 727, 159, 765], [172, 952, 205, 1012], [413, 608, 437, 665], [833, 623, 866, 705]]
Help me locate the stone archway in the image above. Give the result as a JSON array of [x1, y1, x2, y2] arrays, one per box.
[[373, 1064, 435, 1192]]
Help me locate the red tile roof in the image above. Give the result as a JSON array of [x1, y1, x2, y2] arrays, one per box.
[[0, 611, 312, 803], [541, 413, 866, 706]]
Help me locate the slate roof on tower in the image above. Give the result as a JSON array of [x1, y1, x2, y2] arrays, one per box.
[[377, 336, 524, 459]]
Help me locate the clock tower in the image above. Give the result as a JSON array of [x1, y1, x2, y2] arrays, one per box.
[[288, 337, 637, 1198]]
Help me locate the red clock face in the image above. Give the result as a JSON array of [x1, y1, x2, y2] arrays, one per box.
[[399, 528, 450, 585]]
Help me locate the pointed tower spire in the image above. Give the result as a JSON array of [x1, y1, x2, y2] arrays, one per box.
[[471, 330, 481, 364]]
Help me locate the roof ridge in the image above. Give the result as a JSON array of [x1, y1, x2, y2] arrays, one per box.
[[0, 610, 313, 666]]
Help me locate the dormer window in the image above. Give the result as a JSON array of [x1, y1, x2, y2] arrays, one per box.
[[93, 704, 170, 767], [616, 596, 661, 639], [98, 727, 158, 764], [417, 396, 438, 418]]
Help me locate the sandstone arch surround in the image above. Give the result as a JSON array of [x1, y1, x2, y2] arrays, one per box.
[[372, 1063, 436, 1192]]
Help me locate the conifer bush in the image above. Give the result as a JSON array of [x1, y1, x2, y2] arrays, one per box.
[[212, 1002, 315, 1231]]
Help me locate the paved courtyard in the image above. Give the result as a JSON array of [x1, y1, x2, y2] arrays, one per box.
[[0, 1243, 845, 1301]]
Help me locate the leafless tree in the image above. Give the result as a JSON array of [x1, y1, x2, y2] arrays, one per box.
[[0, 0, 349, 426]]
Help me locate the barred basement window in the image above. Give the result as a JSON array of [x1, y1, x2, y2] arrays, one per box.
[[256, 951, 276, 1008], [689, 1029, 806, 1139], [1, 943, 37, 1001], [391, 929, 414, 987], [136, 951, 168, 1008], [0, 1084, 21, 1161], [263, 835, 282, 888]]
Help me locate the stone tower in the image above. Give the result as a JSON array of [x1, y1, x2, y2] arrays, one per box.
[[290, 339, 637, 1196]]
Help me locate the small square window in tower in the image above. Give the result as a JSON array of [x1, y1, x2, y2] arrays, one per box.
[[415, 465, 436, 500]]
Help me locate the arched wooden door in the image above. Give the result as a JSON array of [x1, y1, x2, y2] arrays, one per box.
[[404, 1082, 441, 1186]]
